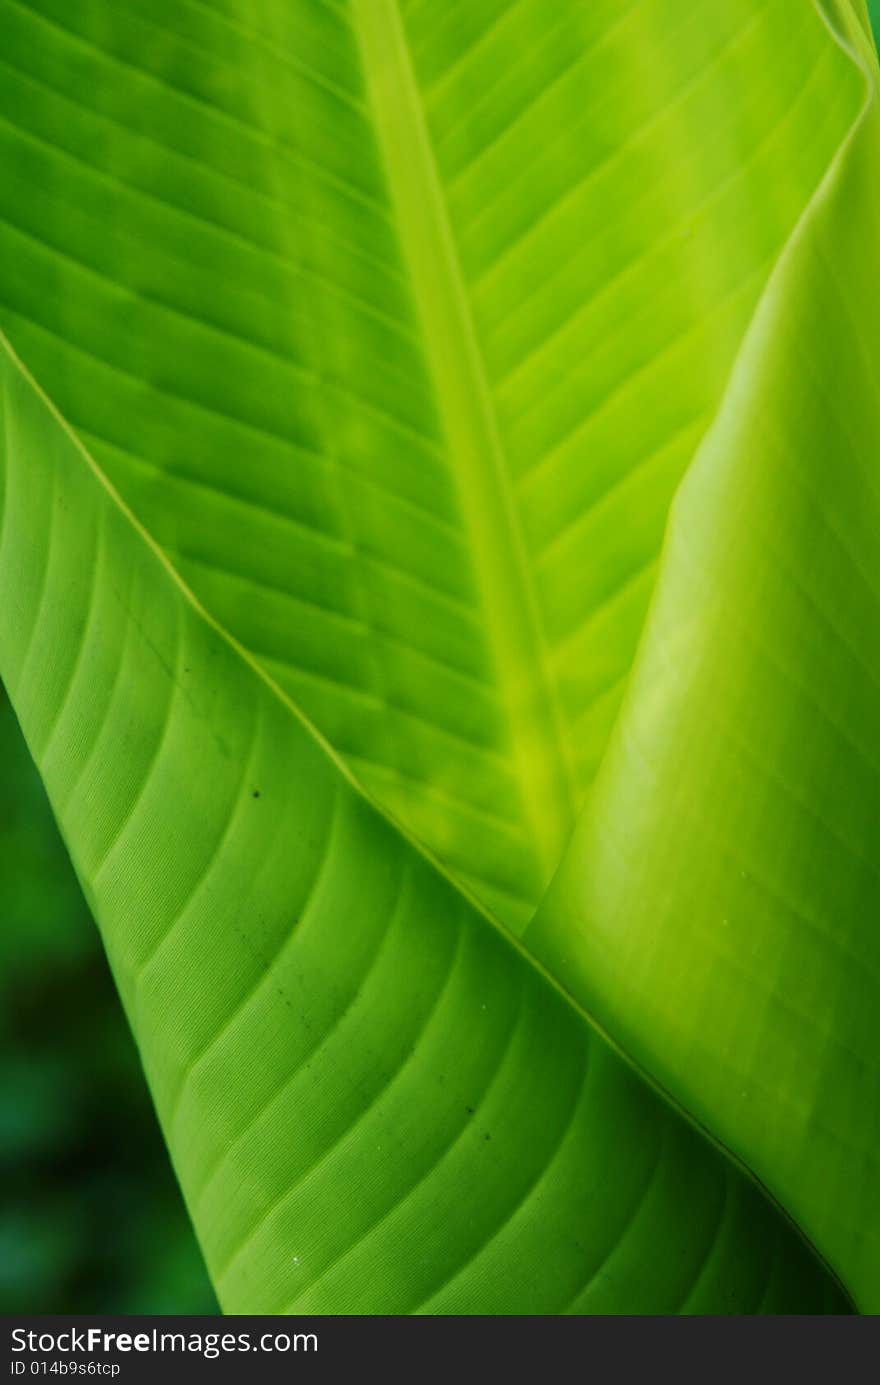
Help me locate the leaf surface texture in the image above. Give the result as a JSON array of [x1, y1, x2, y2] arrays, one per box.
[[0, 0, 877, 1312]]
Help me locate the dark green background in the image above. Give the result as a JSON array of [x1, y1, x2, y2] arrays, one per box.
[[1, 688, 216, 1313], [2, 0, 878, 1317]]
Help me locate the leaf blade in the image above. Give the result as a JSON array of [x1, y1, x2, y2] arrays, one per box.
[[0, 333, 846, 1313], [528, 0, 880, 1311], [0, 0, 865, 926]]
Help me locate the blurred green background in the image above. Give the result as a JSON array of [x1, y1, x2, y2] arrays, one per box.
[[0, 689, 217, 1313], [2, 0, 878, 1319]]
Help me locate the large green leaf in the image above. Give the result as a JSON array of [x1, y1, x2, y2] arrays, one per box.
[[0, 339, 843, 1313], [529, 0, 880, 1311], [0, 0, 877, 1313], [0, 0, 864, 930]]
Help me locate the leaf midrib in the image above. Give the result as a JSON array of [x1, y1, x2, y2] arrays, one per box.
[[351, 0, 577, 896]]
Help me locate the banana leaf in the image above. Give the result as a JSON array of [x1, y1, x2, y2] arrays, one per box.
[[1, 0, 877, 1312]]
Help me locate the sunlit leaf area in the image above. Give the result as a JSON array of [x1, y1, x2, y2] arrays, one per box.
[[2, 0, 879, 1314]]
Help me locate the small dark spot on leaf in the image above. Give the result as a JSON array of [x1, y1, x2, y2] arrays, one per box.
[[465, 1106, 474, 1116], [483, 1132, 491, 1141], [252, 789, 261, 799]]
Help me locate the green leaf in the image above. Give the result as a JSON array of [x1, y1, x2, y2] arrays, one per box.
[[529, 0, 880, 1312], [0, 0, 863, 931], [0, 0, 877, 1313], [0, 338, 843, 1313]]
